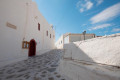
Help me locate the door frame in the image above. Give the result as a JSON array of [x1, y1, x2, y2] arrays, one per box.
[[28, 39, 36, 57]]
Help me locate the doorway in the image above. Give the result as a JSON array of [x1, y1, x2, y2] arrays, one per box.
[[28, 39, 36, 57]]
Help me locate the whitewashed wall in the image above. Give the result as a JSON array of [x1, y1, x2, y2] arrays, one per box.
[[56, 34, 95, 49], [0, 0, 55, 67], [59, 34, 120, 80], [55, 35, 64, 49], [63, 34, 120, 66], [69, 34, 95, 42], [64, 35, 69, 44], [69, 35, 82, 42]]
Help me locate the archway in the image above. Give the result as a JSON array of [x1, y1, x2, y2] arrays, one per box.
[[28, 39, 36, 57]]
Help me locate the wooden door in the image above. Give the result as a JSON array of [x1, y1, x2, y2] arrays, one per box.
[[29, 39, 36, 57]]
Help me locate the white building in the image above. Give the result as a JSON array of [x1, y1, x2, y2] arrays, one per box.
[[0, 0, 55, 67], [59, 33, 120, 80], [55, 33, 95, 49]]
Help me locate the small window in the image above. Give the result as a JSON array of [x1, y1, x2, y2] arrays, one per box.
[[38, 23, 40, 31], [50, 34, 51, 38], [22, 41, 29, 49], [53, 35, 55, 38], [46, 31, 48, 36]]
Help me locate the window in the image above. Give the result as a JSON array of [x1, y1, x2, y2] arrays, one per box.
[[46, 31, 48, 36], [53, 35, 55, 38], [22, 41, 29, 49], [38, 23, 40, 31], [50, 34, 51, 38]]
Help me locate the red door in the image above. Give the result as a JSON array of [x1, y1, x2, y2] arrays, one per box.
[[29, 39, 36, 57]]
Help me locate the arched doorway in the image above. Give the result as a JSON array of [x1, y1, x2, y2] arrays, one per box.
[[28, 39, 36, 57]]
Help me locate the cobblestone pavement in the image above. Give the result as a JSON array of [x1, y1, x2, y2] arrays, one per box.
[[0, 49, 68, 80]]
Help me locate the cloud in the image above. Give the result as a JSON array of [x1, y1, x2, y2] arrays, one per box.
[[104, 31, 108, 33], [82, 24, 87, 26], [80, 8, 84, 12], [76, 1, 81, 8], [86, 10, 99, 16], [76, 0, 93, 13], [89, 24, 111, 31], [112, 28, 120, 32], [90, 3, 120, 24], [96, 0, 103, 5], [86, 1, 93, 10]]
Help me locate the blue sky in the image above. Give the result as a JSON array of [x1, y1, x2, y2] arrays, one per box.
[[34, 0, 120, 41]]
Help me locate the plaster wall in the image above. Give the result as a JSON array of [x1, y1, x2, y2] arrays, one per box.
[[69, 34, 95, 42], [69, 35, 81, 42], [59, 33, 120, 80], [64, 35, 69, 44], [0, 0, 55, 67], [55, 35, 64, 49], [63, 33, 120, 66], [56, 34, 95, 49]]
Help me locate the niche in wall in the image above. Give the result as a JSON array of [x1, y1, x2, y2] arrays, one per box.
[[6, 22, 17, 29]]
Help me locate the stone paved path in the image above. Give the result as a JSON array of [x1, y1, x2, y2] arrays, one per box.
[[0, 50, 68, 80]]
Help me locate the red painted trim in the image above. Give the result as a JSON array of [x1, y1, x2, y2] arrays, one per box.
[[28, 39, 36, 57]]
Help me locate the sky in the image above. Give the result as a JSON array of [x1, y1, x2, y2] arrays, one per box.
[[34, 0, 120, 41]]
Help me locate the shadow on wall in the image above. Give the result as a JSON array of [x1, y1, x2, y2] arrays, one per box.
[[63, 43, 94, 63], [59, 43, 120, 80], [63, 42, 120, 67]]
